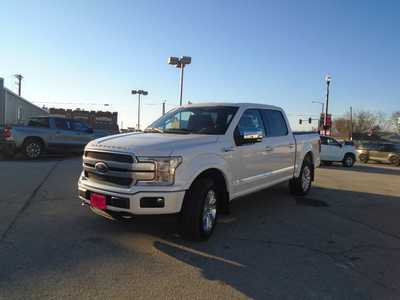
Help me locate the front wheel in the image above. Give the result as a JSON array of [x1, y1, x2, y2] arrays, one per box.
[[289, 157, 313, 196], [342, 154, 355, 168], [180, 178, 218, 240], [359, 154, 369, 163]]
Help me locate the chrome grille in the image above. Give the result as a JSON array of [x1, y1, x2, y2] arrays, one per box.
[[83, 151, 155, 187]]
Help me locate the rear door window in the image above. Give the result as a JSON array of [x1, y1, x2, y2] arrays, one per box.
[[260, 109, 288, 137], [27, 118, 49, 128]]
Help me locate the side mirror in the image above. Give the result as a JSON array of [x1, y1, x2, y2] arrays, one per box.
[[243, 131, 263, 142], [235, 130, 263, 145]]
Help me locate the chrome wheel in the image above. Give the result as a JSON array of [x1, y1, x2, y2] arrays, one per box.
[[301, 166, 311, 192], [26, 142, 41, 159], [202, 189, 217, 233]]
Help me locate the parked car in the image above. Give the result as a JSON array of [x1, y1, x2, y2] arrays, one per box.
[[320, 136, 357, 167], [0, 116, 103, 159], [357, 142, 400, 166], [78, 103, 321, 240]]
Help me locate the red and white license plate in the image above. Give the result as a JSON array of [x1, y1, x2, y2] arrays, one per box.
[[90, 193, 107, 210]]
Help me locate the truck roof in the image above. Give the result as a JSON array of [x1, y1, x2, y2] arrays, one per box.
[[181, 102, 282, 111]]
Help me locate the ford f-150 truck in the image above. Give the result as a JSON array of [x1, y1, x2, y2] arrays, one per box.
[[78, 103, 320, 240], [1, 116, 104, 159]]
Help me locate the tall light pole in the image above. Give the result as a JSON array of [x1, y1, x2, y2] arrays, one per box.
[[312, 101, 324, 114], [324, 74, 332, 135], [131, 89, 148, 130], [14, 74, 23, 96], [168, 56, 192, 106]]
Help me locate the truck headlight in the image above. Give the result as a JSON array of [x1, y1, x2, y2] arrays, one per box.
[[136, 156, 182, 186]]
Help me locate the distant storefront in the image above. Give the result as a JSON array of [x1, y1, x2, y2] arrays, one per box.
[[48, 107, 119, 133], [0, 78, 48, 126]]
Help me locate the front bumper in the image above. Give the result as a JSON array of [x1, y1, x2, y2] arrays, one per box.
[[78, 180, 186, 216]]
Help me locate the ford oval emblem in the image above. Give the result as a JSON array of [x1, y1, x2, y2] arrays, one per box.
[[94, 162, 109, 174]]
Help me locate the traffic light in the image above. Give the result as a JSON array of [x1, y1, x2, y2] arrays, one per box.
[[308, 118, 312, 124], [299, 119, 302, 125]]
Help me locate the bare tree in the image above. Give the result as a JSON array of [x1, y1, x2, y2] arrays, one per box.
[[333, 117, 350, 137]]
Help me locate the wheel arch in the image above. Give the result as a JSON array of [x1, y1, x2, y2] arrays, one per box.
[[186, 167, 230, 214], [304, 151, 315, 181]]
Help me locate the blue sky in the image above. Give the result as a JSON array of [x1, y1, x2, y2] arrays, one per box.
[[1, 0, 399, 130]]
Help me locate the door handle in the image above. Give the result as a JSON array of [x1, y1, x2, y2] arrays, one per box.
[[289, 144, 295, 149], [222, 146, 235, 153], [265, 146, 274, 152]]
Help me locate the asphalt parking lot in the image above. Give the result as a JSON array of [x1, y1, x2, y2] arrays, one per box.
[[0, 156, 399, 299]]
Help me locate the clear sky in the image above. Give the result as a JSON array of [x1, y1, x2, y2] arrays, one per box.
[[1, 0, 399, 130]]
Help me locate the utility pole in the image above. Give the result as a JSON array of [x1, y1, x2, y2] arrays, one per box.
[[162, 100, 166, 116], [131, 89, 148, 130], [324, 75, 332, 135], [14, 74, 23, 96], [349, 106, 353, 140]]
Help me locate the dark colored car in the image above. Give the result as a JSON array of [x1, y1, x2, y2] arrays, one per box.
[[356, 142, 400, 166]]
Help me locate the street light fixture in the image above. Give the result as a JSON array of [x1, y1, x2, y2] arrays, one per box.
[[131, 89, 148, 130], [168, 56, 192, 106]]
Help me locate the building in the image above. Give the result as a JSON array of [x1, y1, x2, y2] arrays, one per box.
[[0, 77, 48, 126], [48, 107, 119, 133]]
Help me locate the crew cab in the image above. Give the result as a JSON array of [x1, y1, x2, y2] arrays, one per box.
[[320, 135, 357, 167], [0, 116, 100, 159], [78, 103, 321, 240]]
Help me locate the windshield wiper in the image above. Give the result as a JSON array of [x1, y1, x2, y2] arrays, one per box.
[[144, 127, 164, 133], [163, 128, 192, 134]]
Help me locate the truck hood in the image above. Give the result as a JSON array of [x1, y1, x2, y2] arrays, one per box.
[[86, 132, 219, 156]]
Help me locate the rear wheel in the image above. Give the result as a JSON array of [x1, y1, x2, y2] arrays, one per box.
[[180, 178, 219, 240], [22, 138, 43, 159], [342, 154, 355, 168], [289, 156, 313, 196], [389, 156, 400, 166]]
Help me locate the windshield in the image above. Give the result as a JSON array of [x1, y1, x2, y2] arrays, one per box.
[[147, 106, 238, 134]]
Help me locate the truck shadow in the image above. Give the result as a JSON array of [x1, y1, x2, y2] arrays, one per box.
[[151, 185, 400, 298], [321, 164, 400, 176]]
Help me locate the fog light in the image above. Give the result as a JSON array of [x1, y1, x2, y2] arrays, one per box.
[[140, 197, 165, 208]]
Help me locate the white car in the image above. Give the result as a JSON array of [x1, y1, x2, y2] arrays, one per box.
[[78, 103, 320, 240], [320, 136, 357, 167]]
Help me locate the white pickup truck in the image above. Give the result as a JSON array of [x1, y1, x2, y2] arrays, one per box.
[[78, 103, 320, 240]]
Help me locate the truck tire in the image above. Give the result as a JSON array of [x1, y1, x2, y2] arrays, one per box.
[[289, 157, 313, 196], [342, 154, 355, 168], [180, 178, 219, 240], [22, 138, 43, 159]]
